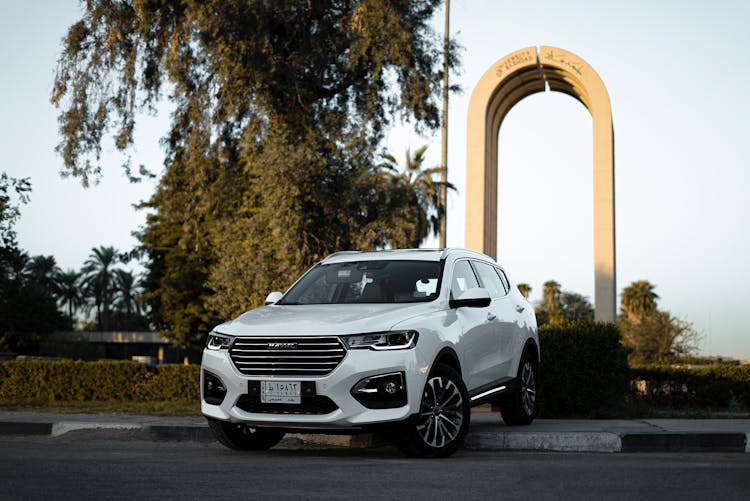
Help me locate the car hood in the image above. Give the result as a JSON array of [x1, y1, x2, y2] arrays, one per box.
[[214, 303, 437, 337]]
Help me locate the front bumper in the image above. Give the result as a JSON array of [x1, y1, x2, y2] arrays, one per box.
[[200, 344, 431, 429]]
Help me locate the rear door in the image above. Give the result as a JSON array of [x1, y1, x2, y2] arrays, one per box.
[[470, 260, 517, 380]]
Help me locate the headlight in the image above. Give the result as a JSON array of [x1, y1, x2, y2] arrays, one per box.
[[206, 332, 233, 350], [341, 330, 418, 351]]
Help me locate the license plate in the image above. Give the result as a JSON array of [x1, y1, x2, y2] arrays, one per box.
[[260, 381, 301, 404]]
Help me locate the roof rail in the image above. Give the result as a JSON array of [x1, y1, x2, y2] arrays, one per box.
[[322, 250, 362, 262]]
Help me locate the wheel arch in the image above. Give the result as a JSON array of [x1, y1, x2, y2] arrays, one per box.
[[522, 337, 540, 365], [433, 347, 463, 377]]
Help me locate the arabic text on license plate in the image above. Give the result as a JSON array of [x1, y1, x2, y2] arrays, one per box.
[[260, 381, 301, 404]]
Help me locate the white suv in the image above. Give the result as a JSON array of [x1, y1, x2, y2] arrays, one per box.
[[201, 248, 539, 457]]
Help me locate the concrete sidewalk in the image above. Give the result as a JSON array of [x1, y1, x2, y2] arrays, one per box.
[[1, 410, 748, 453]]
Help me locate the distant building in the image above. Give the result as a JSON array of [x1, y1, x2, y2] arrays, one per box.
[[37, 331, 187, 364]]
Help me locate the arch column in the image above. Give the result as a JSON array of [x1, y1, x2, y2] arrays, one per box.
[[465, 46, 616, 322]]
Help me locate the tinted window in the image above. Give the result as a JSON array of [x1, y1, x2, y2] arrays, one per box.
[[450, 260, 479, 298], [279, 260, 442, 304], [472, 261, 506, 298]]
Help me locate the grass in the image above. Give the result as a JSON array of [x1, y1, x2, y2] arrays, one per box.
[[0, 399, 201, 416]]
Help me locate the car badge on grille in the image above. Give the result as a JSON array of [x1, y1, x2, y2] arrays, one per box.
[[267, 342, 298, 350]]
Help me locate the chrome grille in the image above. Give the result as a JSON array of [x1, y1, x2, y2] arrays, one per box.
[[229, 336, 346, 376]]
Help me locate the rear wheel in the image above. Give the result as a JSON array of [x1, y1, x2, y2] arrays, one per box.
[[500, 351, 538, 426], [397, 364, 470, 458], [207, 418, 285, 451]]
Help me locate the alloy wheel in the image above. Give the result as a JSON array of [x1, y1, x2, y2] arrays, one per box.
[[520, 360, 536, 417], [416, 376, 464, 448]]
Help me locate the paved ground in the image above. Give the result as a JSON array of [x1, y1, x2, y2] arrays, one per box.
[[1, 411, 749, 452], [0, 433, 748, 500]]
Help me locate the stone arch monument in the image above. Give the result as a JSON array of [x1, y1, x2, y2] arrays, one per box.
[[465, 46, 616, 322]]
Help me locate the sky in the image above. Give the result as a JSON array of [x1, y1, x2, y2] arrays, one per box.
[[1, 1, 749, 358]]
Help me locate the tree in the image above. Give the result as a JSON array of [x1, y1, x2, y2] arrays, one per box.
[[379, 145, 455, 243], [113, 269, 140, 316], [54, 269, 85, 322], [52, 1, 457, 350], [535, 280, 594, 326], [559, 291, 594, 323], [24, 255, 60, 293], [536, 280, 563, 325], [620, 280, 659, 323], [81, 246, 120, 330], [618, 280, 700, 364], [517, 283, 531, 299], [0, 173, 31, 249], [52, 1, 452, 185], [0, 249, 69, 353]]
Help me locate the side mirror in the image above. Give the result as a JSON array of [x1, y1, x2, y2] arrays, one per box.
[[265, 291, 284, 305], [449, 288, 491, 308]]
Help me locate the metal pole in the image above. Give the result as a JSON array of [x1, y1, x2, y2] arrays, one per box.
[[439, 0, 450, 248]]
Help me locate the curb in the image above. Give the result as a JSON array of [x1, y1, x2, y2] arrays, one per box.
[[465, 431, 622, 453], [0, 421, 53, 436], [148, 425, 213, 442], [1, 421, 748, 453], [620, 433, 747, 453]]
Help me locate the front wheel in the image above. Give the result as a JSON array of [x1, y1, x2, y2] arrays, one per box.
[[207, 417, 285, 451], [500, 351, 538, 426], [396, 364, 470, 458]]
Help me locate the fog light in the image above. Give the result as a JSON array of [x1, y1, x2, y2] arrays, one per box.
[[351, 372, 407, 409], [203, 371, 227, 405]]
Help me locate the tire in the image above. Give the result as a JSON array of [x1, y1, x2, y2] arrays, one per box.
[[500, 350, 538, 426], [207, 417, 285, 451], [396, 364, 471, 458]]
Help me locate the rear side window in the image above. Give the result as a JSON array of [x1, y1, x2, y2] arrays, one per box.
[[495, 268, 510, 294], [450, 260, 479, 298], [472, 261, 506, 298]]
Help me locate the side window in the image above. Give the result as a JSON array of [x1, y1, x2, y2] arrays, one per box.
[[472, 261, 506, 298], [495, 268, 510, 294], [450, 260, 479, 298]]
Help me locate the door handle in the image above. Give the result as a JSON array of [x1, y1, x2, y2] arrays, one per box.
[[515, 305, 525, 313], [487, 312, 497, 321]]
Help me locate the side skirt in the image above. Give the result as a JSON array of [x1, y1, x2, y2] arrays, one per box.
[[468, 377, 518, 407]]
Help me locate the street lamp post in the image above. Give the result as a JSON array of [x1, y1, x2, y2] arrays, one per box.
[[439, 0, 450, 248]]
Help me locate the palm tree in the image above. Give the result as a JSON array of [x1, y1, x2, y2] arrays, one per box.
[[541, 280, 565, 325], [81, 246, 120, 330], [24, 255, 60, 293], [54, 269, 84, 322], [113, 269, 140, 316], [620, 280, 659, 323], [379, 146, 456, 242], [542, 280, 561, 310], [517, 283, 532, 299]]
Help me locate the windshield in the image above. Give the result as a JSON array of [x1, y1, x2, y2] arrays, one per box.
[[278, 260, 443, 305]]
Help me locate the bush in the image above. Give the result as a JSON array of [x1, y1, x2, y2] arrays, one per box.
[[0, 360, 199, 403], [538, 321, 630, 417], [629, 365, 750, 409]]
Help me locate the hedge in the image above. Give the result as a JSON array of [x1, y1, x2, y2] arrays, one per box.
[[0, 360, 199, 402], [5, 341, 747, 415], [629, 365, 750, 409], [538, 321, 630, 417]]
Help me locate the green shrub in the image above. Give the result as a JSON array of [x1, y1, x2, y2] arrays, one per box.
[[0, 360, 199, 403], [538, 321, 630, 417], [132, 364, 201, 400], [629, 365, 750, 409]]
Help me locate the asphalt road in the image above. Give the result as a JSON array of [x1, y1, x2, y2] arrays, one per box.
[[1, 432, 748, 501]]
